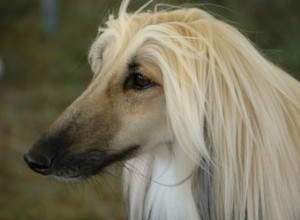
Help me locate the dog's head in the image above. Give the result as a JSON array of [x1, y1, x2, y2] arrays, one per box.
[[23, 28, 167, 179], [24, 6, 216, 179]]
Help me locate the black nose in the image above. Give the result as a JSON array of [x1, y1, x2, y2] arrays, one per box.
[[23, 152, 53, 175]]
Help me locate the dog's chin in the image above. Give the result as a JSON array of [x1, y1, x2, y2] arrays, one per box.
[[48, 145, 140, 182], [49, 164, 106, 182]]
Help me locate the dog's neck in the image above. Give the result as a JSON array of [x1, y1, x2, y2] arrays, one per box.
[[123, 144, 200, 220]]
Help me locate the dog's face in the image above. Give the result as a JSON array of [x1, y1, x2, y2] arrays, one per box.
[[24, 23, 170, 179]]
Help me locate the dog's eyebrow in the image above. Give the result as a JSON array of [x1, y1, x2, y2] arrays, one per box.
[[128, 60, 140, 71]]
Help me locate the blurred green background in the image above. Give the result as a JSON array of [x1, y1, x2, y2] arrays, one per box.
[[0, 0, 299, 219]]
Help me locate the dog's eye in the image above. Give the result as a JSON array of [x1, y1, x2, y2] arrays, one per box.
[[124, 72, 156, 90]]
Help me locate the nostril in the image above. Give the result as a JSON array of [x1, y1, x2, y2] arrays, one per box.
[[23, 152, 53, 175]]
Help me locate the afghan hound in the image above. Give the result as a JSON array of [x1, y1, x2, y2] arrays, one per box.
[[24, 1, 300, 219]]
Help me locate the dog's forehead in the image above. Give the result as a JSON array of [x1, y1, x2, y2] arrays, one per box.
[[89, 9, 211, 81], [90, 35, 162, 83], [89, 7, 216, 74]]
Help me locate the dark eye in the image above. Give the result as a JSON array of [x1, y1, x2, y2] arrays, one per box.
[[124, 72, 156, 90]]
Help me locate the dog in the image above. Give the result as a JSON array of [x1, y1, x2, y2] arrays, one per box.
[[24, 0, 300, 219]]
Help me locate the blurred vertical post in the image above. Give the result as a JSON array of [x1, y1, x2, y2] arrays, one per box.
[[42, 0, 58, 36]]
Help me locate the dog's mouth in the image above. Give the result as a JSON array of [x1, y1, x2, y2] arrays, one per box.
[[24, 145, 139, 180]]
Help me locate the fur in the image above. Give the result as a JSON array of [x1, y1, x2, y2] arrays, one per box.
[[91, 1, 300, 220]]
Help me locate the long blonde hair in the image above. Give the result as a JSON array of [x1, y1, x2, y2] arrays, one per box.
[[91, 1, 300, 219]]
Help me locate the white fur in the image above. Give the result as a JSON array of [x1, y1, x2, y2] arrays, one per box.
[[124, 144, 199, 220]]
